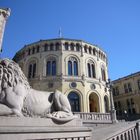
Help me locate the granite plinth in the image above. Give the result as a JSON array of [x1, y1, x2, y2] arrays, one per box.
[[0, 117, 92, 140]]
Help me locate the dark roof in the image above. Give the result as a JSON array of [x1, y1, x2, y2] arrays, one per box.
[[113, 71, 140, 83]]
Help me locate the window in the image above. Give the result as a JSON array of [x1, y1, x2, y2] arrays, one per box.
[[126, 98, 135, 114], [44, 44, 48, 51], [28, 49, 31, 55], [113, 87, 119, 96], [84, 46, 87, 53], [137, 80, 140, 90], [65, 42, 69, 50], [101, 67, 106, 81], [55, 43, 60, 51], [68, 92, 80, 112], [46, 59, 56, 76], [37, 45, 40, 53], [87, 60, 96, 78], [28, 62, 36, 79], [115, 101, 122, 116], [68, 57, 78, 76], [124, 83, 132, 93], [70, 43, 74, 51], [50, 43, 54, 51], [68, 61, 72, 75], [74, 61, 78, 75], [32, 47, 35, 54], [52, 61, 56, 76], [93, 48, 96, 55], [76, 43, 80, 51], [46, 61, 51, 75], [89, 47, 92, 54]]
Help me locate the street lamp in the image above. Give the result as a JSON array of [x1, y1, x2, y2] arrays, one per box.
[[106, 78, 117, 123]]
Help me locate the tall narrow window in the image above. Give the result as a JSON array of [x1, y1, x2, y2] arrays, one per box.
[[68, 61, 72, 75], [137, 80, 140, 90], [91, 64, 96, 78], [52, 61, 56, 76], [32, 63, 36, 78], [87, 60, 96, 78], [28, 64, 32, 78], [44, 44, 48, 51], [65, 42, 69, 50], [37, 46, 40, 53], [46, 61, 51, 75], [28, 49, 31, 55], [101, 67, 106, 81], [88, 63, 91, 77], [28, 62, 36, 79], [74, 61, 78, 76], [32, 47, 35, 54]]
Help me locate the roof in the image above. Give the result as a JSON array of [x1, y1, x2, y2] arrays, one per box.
[[113, 71, 140, 83]]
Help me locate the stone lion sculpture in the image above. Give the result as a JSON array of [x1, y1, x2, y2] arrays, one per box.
[[0, 58, 74, 122]]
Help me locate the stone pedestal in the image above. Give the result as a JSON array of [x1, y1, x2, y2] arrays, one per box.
[[0, 117, 92, 140]]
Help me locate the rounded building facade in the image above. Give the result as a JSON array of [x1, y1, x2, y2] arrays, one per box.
[[13, 38, 110, 113]]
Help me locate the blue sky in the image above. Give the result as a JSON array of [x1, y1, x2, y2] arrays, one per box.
[[1, 0, 140, 80]]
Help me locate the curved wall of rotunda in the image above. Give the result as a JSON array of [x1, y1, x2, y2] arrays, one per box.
[[13, 38, 110, 113]]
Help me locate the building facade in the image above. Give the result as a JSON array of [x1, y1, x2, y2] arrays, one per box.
[[13, 38, 110, 113], [112, 72, 140, 120], [0, 8, 10, 52]]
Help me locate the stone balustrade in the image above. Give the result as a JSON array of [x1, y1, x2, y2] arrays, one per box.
[[106, 122, 140, 140], [74, 112, 112, 123]]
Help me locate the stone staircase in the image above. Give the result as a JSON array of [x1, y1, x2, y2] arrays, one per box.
[[90, 120, 139, 140]]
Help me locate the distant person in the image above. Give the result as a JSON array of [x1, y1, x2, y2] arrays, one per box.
[[124, 110, 128, 121]]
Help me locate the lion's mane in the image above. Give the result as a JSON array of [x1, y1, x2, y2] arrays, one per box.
[[0, 58, 30, 90]]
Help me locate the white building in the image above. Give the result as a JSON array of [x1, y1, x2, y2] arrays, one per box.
[[13, 38, 110, 113]]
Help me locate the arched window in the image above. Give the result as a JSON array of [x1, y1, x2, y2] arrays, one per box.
[[84, 46, 87, 53], [70, 43, 74, 51], [88, 63, 91, 77], [55, 42, 60, 51], [93, 48, 96, 55], [46, 61, 51, 75], [50, 43, 54, 51], [28, 49, 31, 55], [46, 58, 57, 76], [32, 47, 35, 54], [89, 47, 92, 54], [52, 61, 56, 75], [37, 45, 40, 53], [74, 61, 78, 76], [101, 67, 106, 81], [87, 60, 96, 78], [28, 62, 36, 79], [76, 43, 80, 51], [68, 61, 72, 75], [44, 44, 48, 51], [68, 57, 78, 76], [68, 92, 80, 112], [65, 42, 69, 50]]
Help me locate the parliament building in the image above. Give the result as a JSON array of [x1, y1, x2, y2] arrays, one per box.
[[13, 38, 110, 113]]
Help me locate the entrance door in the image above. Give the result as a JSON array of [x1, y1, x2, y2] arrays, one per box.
[[68, 92, 80, 112]]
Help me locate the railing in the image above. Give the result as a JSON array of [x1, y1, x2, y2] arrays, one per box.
[[106, 122, 140, 140], [74, 112, 112, 123]]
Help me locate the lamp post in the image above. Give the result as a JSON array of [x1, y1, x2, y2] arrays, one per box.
[[106, 79, 117, 123]]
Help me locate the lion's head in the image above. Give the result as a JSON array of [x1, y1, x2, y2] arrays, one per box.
[[0, 58, 30, 91]]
